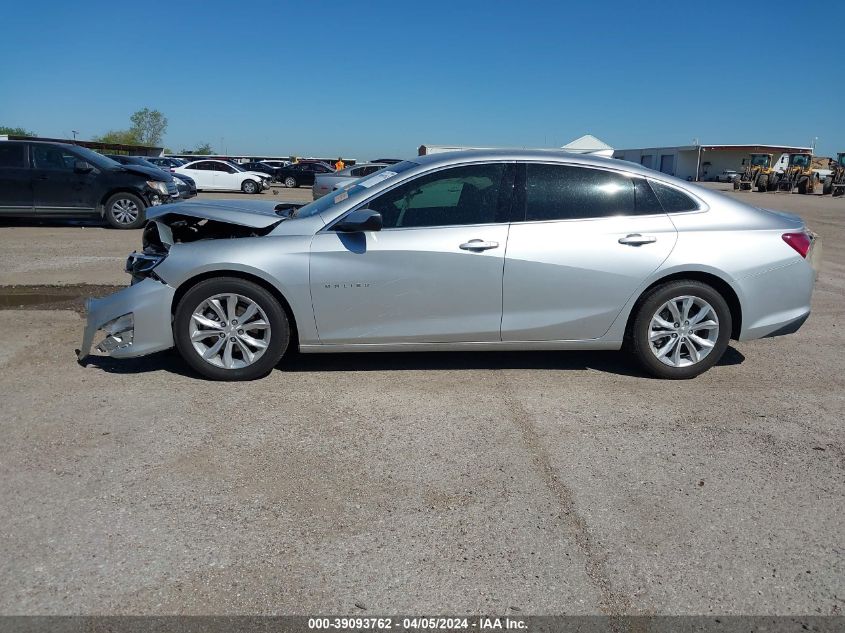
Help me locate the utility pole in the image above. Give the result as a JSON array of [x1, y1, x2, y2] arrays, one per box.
[[71, 130, 78, 141]]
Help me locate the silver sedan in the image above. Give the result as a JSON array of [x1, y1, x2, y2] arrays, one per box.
[[78, 150, 818, 381]]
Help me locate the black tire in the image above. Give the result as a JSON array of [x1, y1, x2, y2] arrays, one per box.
[[284, 176, 297, 188], [822, 177, 833, 195], [732, 177, 740, 190], [757, 174, 768, 192], [628, 280, 732, 380], [797, 177, 808, 195], [104, 192, 146, 229], [241, 179, 260, 194], [767, 173, 779, 191], [173, 277, 290, 381]]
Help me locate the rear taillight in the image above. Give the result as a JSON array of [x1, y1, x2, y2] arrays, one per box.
[[782, 232, 811, 258]]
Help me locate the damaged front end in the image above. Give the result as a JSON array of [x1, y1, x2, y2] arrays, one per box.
[[78, 201, 292, 364]]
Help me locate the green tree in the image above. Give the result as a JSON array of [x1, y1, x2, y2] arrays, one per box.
[[194, 142, 213, 155], [0, 125, 36, 136], [129, 108, 168, 146], [93, 129, 142, 145]]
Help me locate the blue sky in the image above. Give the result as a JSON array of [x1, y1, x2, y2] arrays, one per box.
[[1, 1, 843, 159]]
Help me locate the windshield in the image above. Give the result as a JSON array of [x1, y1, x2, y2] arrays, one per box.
[[838, 154, 845, 167], [295, 160, 419, 218], [750, 155, 770, 167], [790, 154, 810, 167], [73, 146, 120, 168]]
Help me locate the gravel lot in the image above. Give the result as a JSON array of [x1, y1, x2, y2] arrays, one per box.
[[0, 183, 842, 615]]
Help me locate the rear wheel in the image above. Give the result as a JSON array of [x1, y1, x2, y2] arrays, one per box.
[[174, 277, 290, 381], [284, 176, 297, 188], [104, 192, 146, 229], [628, 280, 732, 379]]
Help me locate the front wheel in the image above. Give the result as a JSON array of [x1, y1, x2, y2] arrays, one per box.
[[767, 173, 779, 191], [822, 176, 833, 195], [284, 176, 297, 188], [757, 174, 768, 192], [241, 179, 260, 194], [797, 177, 809, 195], [104, 192, 146, 229], [173, 277, 290, 381], [628, 280, 732, 379]]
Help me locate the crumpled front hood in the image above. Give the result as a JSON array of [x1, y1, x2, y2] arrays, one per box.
[[147, 199, 286, 229], [119, 164, 173, 182]]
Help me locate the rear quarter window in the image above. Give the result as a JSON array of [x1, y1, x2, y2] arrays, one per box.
[[649, 180, 700, 213]]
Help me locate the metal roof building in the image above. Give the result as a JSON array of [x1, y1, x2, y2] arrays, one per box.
[[613, 143, 812, 181], [0, 134, 164, 156]]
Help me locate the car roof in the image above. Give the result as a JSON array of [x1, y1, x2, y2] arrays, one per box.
[[414, 149, 689, 183], [4, 139, 77, 149]]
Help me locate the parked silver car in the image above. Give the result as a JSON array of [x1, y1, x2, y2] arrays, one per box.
[[78, 150, 818, 381], [312, 163, 388, 199]]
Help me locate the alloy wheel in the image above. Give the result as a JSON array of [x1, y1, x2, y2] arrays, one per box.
[[189, 293, 271, 369], [111, 198, 139, 225], [648, 295, 719, 367]]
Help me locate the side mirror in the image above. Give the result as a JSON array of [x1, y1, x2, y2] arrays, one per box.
[[334, 209, 383, 233], [74, 160, 94, 173]]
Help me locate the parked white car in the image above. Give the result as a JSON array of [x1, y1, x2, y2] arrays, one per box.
[[175, 160, 270, 194], [716, 170, 740, 183]]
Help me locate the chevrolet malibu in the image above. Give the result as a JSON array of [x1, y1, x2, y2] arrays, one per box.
[[78, 150, 818, 381]]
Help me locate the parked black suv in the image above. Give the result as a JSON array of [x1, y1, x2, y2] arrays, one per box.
[[0, 141, 176, 229]]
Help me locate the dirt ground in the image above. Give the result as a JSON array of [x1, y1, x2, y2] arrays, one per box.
[[0, 183, 842, 615]]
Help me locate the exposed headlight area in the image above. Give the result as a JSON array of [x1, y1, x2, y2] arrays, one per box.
[[126, 252, 166, 278], [127, 222, 169, 283], [95, 312, 134, 353]]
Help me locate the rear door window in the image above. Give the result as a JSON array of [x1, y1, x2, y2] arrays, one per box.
[[525, 164, 632, 220], [0, 144, 26, 168], [523, 164, 662, 220]]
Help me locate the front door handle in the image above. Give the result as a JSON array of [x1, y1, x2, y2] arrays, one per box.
[[618, 233, 657, 246], [459, 239, 499, 252]]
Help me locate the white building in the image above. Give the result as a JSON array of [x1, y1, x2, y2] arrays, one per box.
[[418, 135, 615, 157], [560, 134, 614, 157], [613, 143, 811, 181]]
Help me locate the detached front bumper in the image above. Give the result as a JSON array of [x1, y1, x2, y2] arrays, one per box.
[[77, 278, 176, 362]]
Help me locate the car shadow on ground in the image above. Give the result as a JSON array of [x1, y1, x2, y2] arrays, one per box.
[[0, 218, 106, 229], [79, 346, 745, 380]]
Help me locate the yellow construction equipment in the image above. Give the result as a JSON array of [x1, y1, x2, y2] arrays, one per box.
[[775, 152, 816, 194], [733, 153, 776, 192], [822, 153, 845, 197]]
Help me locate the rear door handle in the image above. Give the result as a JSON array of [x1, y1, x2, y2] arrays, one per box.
[[618, 233, 657, 246], [459, 239, 499, 251]]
